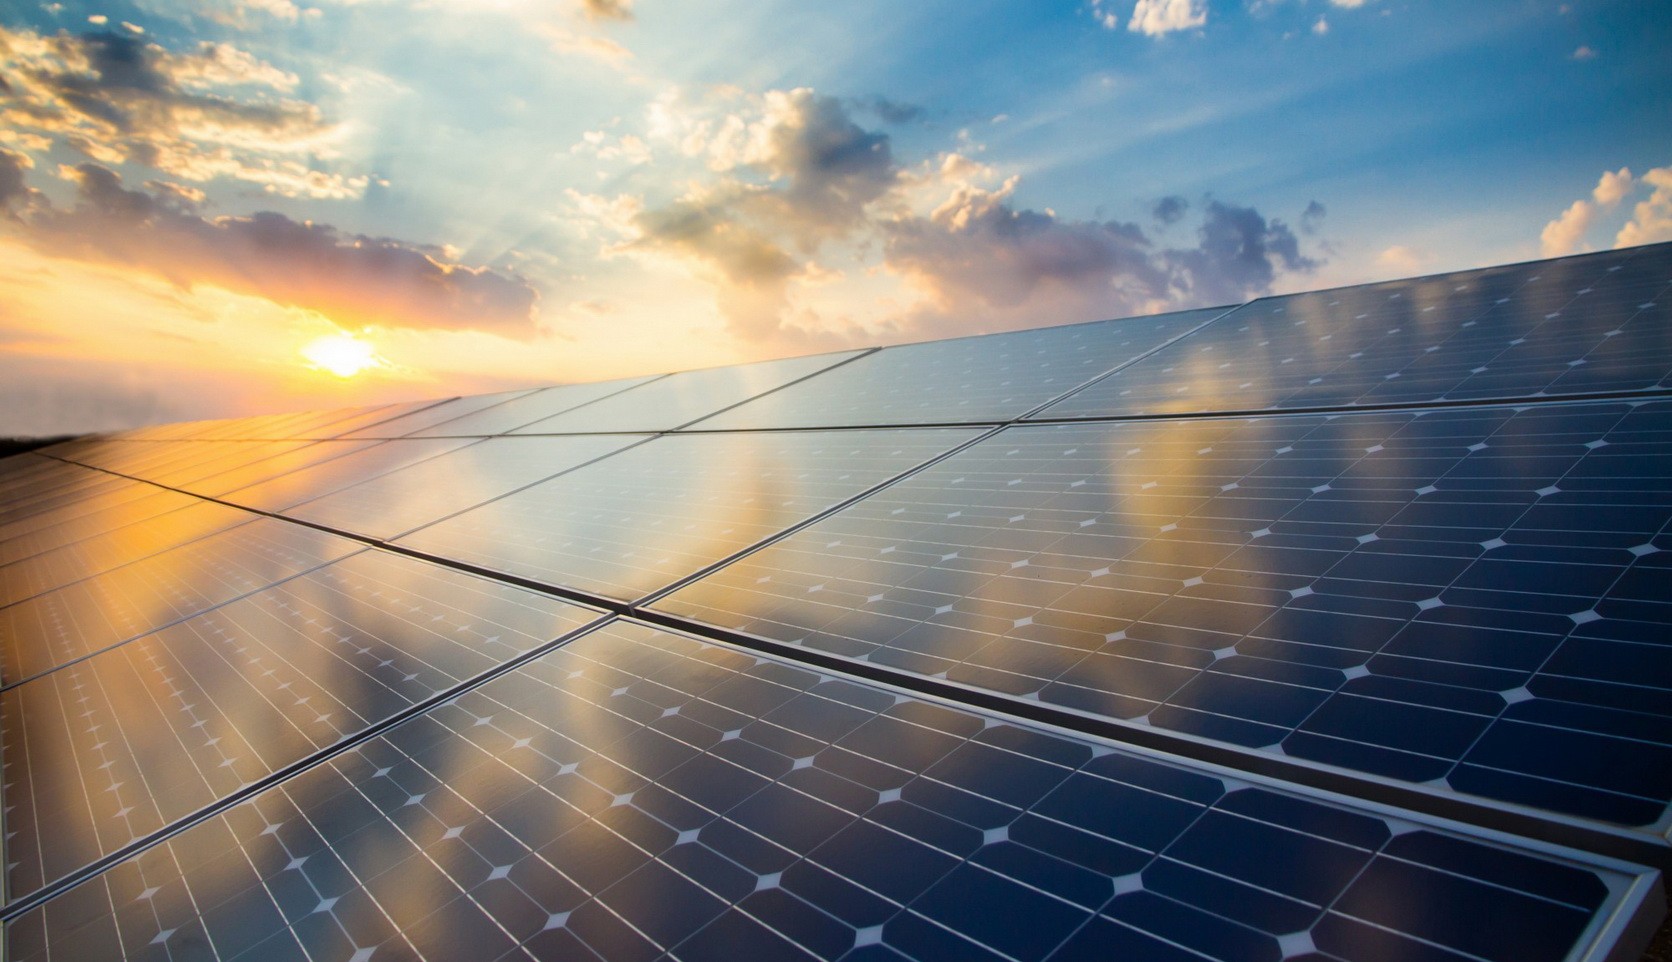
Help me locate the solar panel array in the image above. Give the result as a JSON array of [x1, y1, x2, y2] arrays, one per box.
[[1, 242, 1669, 961]]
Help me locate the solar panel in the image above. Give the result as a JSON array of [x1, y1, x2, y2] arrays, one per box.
[[1036, 244, 1672, 419], [0, 518, 364, 686], [397, 430, 980, 602], [656, 399, 1672, 831], [0, 499, 254, 607], [222, 438, 479, 513], [407, 377, 660, 438], [284, 435, 649, 541], [2, 243, 1669, 959], [510, 350, 867, 435], [692, 308, 1228, 430], [3, 619, 1652, 961], [1, 550, 606, 902]]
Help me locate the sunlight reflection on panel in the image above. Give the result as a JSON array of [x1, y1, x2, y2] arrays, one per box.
[[0, 549, 604, 902]]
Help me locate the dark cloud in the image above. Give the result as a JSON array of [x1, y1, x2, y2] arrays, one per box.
[[580, 0, 634, 22], [1300, 199, 1326, 234], [1153, 195, 1187, 224], [0, 148, 32, 209], [1164, 200, 1315, 304], [22, 164, 537, 332], [756, 90, 898, 238], [881, 186, 1319, 338], [854, 96, 924, 125]]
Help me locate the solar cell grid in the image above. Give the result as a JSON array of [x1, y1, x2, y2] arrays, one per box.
[[0, 517, 365, 686], [0, 473, 166, 543], [692, 307, 1228, 431], [657, 399, 1672, 831], [509, 350, 866, 435], [408, 376, 660, 438], [285, 434, 650, 541], [0, 549, 605, 904], [337, 389, 537, 439], [396, 429, 980, 602], [177, 440, 389, 498], [0, 487, 203, 564], [3, 619, 1647, 962], [1036, 242, 1672, 419], [0, 499, 254, 607], [223, 437, 479, 514]]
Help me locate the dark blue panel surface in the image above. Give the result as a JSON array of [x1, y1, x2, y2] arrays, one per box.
[[658, 400, 1672, 829], [397, 429, 979, 602], [3, 620, 1642, 961], [694, 308, 1226, 430], [0, 518, 365, 686], [0, 549, 605, 904], [1037, 242, 1672, 418]]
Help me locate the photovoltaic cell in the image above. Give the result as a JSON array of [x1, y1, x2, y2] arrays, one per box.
[[0, 473, 173, 545], [0, 499, 254, 607], [657, 399, 1672, 830], [2, 619, 1647, 961], [408, 377, 660, 438], [0, 517, 364, 686], [178, 440, 390, 498], [337, 389, 538, 439], [285, 435, 648, 541], [0, 549, 605, 904], [222, 438, 479, 513], [1037, 243, 1672, 420], [397, 429, 979, 602], [0, 487, 204, 563], [692, 308, 1228, 430], [509, 350, 866, 435]]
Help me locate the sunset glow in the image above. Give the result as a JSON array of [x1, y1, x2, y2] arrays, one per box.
[[0, 3, 1666, 436], [301, 335, 380, 379]]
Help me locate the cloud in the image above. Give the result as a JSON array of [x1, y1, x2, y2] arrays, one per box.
[[854, 96, 924, 125], [0, 148, 35, 210], [884, 182, 1317, 337], [1593, 167, 1633, 206], [0, 26, 359, 198], [1616, 166, 1672, 249], [1540, 166, 1643, 256], [1540, 199, 1592, 257], [13, 163, 538, 332], [1300, 199, 1326, 234], [1153, 195, 1187, 224], [1330, 0, 1367, 7], [1571, 45, 1597, 61], [1128, 0, 1207, 36], [1312, 16, 1329, 35], [579, 0, 633, 22]]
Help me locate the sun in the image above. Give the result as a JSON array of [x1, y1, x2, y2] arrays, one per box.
[[301, 334, 380, 378]]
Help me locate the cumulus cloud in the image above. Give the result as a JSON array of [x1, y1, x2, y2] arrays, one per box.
[[579, 0, 633, 22], [1616, 166, 1672, 249], [1153, 195, 1188, 224], [1128, 0, 1207, 36], [1300, 199, 1326, 234], [0, 26, 360, 198], [1540, 166, 1644, 256], [582, 87, 1322, 347], [12, 163, 537, 332]]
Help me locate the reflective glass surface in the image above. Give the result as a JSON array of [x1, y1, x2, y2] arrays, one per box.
[[179, 441, 388, 498], [399, 429, 978, 602], [660, 400, 1672, 828], [511, 350, 865, 435], [224, 438, 478, 513], [0, 487, 203, 563], [4, 619, 1640, 961], [1038, 242, 1672, 419], [63, 440, 315, 490], [286, 435, 647, 541], [0, 480, 174, 551], [0, 466, 154, 534], [338, 389, 537, 439], [409, 376, 658, 437], [0, 499, 254, 607], [1, 549, 605, 903], [0, 518, 364, 686], [695, 308, 1227, 430]]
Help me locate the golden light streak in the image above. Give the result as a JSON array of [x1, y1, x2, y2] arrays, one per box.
[[301, 334, 380, 378]]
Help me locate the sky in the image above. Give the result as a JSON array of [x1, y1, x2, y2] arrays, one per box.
[[0, 0, 1668, 436]]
